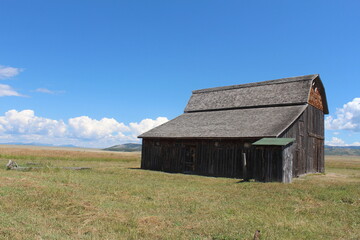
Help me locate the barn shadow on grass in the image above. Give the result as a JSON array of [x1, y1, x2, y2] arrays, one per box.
[[128, 167, 257, 183]]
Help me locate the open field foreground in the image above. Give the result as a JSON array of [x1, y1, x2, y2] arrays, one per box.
[[0, 146, 359, 240]]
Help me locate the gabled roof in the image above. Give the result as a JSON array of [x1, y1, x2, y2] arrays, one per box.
[[185, 74, 328, 114], [139, 105, 306, 139], [139, 74, 328, 139]]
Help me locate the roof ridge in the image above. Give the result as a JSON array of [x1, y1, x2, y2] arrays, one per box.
[[193, 74, 318, 94], [185, 102, 308, 113]]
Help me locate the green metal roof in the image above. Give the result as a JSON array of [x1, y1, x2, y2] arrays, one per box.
[[252, 138, 295, 146]]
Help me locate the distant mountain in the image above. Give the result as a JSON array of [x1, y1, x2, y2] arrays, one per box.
[[325, 146, 360, 156], [0, 142, 79, 148], [103, 143, 142, 152], [325, 145, 360, 149], [58, 144, 79, 148], [1, 142, 53, 146]]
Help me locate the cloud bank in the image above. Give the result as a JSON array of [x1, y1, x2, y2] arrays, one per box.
[[325, 137, 360, 147], [0, 109, 168, 148], [326, 98, 360, 132], [129, 117, 168, 136]]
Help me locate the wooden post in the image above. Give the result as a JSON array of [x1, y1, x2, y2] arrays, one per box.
[[282, 145, 293, 183], [242, 152, 248, 181]]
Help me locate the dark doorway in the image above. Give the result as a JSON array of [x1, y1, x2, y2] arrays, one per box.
[[184, 145, 196, 173], [314, 138, 323, 172]]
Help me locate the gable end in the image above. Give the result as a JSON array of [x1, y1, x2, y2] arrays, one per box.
[[308, 76, 329, 114]]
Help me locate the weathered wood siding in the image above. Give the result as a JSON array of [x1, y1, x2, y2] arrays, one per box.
[[141, 139, 285, 182], [282, 144, 294, 183], [280, 105, 325, 177], [141, 104, 325, 182], [308, 80, 324, 112]]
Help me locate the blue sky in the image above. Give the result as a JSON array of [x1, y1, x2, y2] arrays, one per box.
[[1, 0, 360, 147]]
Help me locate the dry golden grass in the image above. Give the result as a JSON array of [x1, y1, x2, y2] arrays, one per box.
[[0, 145, 359, 239], [326, 155, 360, 169], [0, 144, 140, 161]]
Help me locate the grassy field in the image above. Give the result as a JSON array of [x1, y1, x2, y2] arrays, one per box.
[[0, 145, 359, 240]]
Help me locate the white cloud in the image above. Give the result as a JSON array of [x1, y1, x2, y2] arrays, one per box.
[[0, 110, 66, 136], [325, 137, 360, 147], [129, 117, 169, 136], [0, 84, 23, 97], [325, 98, 360, 131], [35, 88, 55, 94], [0, 109, 168, 148], [68, 116, 130, 140], [34, 88, 65, 94], [0, 65, 22, 79], [325, 137, 346, 146]]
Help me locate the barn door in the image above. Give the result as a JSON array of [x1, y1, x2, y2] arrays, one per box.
[[314, 138, 323, 172], [319, 139, 324, 172], [184, 145, 196, 173], [313, 138, 319, 172]]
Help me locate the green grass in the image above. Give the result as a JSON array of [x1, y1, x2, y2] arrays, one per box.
[[0, 147, 359, 240]]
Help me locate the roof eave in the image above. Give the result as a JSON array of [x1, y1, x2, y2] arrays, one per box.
[[138, 135, 277, 139]]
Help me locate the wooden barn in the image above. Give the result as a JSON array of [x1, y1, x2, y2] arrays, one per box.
[[139, 74, 328, 183]]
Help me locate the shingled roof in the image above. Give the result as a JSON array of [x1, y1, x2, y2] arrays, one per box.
[[139, 105, 306, 138], [139, 74, 328, 139], [185, 74, 328, 113]]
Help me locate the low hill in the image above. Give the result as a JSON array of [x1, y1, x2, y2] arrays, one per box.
[[103, 143, 142, 152], [325, 146, 360, 156]]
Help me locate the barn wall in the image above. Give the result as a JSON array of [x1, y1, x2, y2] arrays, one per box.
[[141, 104, 325, 181], [141, 139, 284, 182], [280, 105, 324, 176]]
